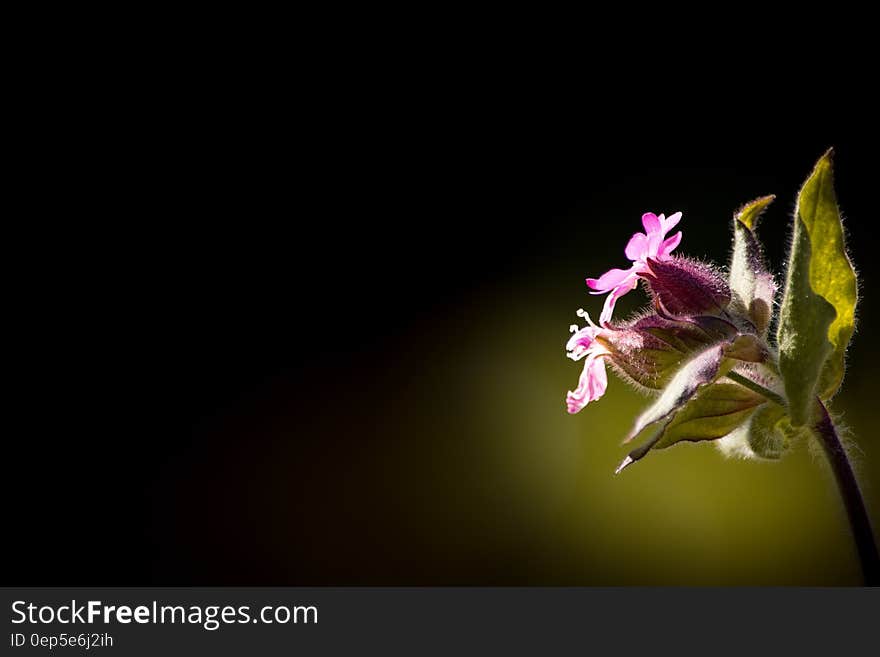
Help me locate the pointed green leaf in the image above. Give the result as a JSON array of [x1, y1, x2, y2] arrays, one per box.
[[617, 382, 766, 473], [798, 151, 858, 400], [777, 150, 857, 424], [653, 382, 765, 449], [625, 343, 727, 441], [737, 194, 774, 231], [777, 218, 835, 425]]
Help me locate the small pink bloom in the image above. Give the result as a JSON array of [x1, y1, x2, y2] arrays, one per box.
[[586, 212, 683, 325], [565, 310, 611, 414]]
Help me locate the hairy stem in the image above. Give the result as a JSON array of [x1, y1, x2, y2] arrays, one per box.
[[814, 401, 879, 585], [726, 371, 786, 406]]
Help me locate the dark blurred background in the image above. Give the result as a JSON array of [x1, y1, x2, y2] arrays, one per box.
[[9, 72, 877, 584]]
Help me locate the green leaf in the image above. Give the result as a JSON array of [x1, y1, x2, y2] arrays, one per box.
[[777, 219, 835, 425], [616, 382, 766, 473], [654, 383, 765, 449], [625, 343, 727, 441], [729, 195, 776, 335], [777, 150, 857, 424], [798, 151, 858, 400]]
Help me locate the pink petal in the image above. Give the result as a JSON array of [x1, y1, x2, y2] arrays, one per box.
[[624, 232, 649, 261], [566, 325, 596, 358], [663, 211, 682, 232], [566, 354, 608, 414], [586, 267, 634, 293], [598, 294, 616, 326], [658, 231, 682, 258], [641, 212, 661, 236], [588, 355, 608, 399], [598, 275, 638, 325]]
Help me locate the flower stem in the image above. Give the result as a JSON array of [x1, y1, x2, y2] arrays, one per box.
[[726, 371, 786, 406], [814, 401, 879, 585]]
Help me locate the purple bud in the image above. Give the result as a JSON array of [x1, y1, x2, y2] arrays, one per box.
[[642, 256, 731, 317], [597, 313, 730, 390]]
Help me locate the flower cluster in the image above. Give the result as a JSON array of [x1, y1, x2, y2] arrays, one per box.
[[565, 204, 789, 472], [567, 212, 740, 410], [561, 153, 875, 583]]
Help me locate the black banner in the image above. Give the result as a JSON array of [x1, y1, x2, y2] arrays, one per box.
[[2, 588, 877, 654]]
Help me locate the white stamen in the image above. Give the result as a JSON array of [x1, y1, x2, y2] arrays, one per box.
[[575, 308, 598, 329]]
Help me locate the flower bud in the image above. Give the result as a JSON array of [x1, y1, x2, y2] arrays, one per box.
[[642, 256, 731, 317], [597, 313, 731, 391]]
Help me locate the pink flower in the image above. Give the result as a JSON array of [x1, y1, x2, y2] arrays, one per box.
[[566, 309, 611, 414], [586, 212, 683, 325]]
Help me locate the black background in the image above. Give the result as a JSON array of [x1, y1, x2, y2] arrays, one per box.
[[8, 53, 876, 584]]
